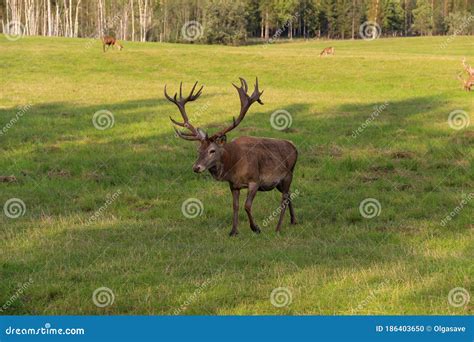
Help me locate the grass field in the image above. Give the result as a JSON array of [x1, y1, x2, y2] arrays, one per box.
[[0, 35, 472, 315]]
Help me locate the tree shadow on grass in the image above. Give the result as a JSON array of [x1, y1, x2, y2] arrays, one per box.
[[0, 93, 470, 314]]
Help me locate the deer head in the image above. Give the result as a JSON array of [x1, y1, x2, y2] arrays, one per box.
[[164, 78, 264, 173]]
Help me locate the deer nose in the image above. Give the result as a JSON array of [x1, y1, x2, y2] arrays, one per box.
[[193, 164, 205, 173]]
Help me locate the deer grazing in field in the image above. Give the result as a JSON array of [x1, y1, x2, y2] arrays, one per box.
[[458, 58, 474, 91], [102, 35, 123, 52], [165, 78, 298, 236], [320, 47, 335, 57]]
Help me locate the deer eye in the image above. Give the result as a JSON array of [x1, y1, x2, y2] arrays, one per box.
[[209, 149, 216, 154]]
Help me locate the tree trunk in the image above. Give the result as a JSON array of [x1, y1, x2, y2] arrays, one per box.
[[131, 0, 135, 41], [47, 0, 52, 36], [264, 10, 270, 41]]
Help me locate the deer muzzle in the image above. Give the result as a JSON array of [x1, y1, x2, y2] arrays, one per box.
[[193, 164, 205, 173]]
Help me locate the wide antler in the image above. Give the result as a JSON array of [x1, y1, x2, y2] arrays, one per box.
[[164, 82, 205, 141], [210, 77, 264, 140]]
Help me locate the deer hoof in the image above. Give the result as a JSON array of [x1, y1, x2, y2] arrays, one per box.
[[251, 225, 261, 234], [229, 230, 239, 237]]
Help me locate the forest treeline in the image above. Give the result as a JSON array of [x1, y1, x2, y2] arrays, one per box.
[[1, 0, 473, 45]]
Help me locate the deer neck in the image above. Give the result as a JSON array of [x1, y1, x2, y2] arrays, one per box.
[[208, 148, 232, 181]]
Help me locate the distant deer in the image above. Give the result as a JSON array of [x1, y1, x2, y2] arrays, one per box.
[[458, 73, 473, 91], [320, 47, 334, 57], [102, 35, 123, 52], [462, 57, 474, 76], [165, 78, 298, 236]]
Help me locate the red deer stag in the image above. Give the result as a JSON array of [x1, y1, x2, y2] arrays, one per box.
[[165, 78, 298, 236], [102, 35, 123, 52], [320, 47, 335, 57]]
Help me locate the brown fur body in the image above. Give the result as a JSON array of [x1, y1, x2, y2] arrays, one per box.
[[102, 35, 123, 52], [320, 47, 334, 57], [208, 136, 297, 191]]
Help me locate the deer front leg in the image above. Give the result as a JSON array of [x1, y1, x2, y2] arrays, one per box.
[[229, 188, 240, 237], [245, 183, 261, 234]]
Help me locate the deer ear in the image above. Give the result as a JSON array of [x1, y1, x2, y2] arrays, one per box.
[[215, 135, 227, 146]]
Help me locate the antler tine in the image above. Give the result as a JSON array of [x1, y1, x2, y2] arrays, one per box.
[[252, 78, 264, 104], [164, 81, 206, 141], [239, 77, 248, 93], [169, 116, 185, 127], [174, 127, 201, 141], [210, 77, 264, 140], [164, 85, 176, 103]]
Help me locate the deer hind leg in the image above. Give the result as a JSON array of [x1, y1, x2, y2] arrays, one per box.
[[277, 174, 296, 226], [245, 183, 261, 234]]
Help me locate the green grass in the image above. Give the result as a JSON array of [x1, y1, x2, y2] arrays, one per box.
[[0, 35, 472, 315]]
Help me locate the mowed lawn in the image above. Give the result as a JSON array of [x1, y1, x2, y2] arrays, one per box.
[[0, 35, 472, 315]]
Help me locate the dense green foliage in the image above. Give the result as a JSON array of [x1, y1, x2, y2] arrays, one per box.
[[0, 35, 472, 314], [1, 0, 473, 45]]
